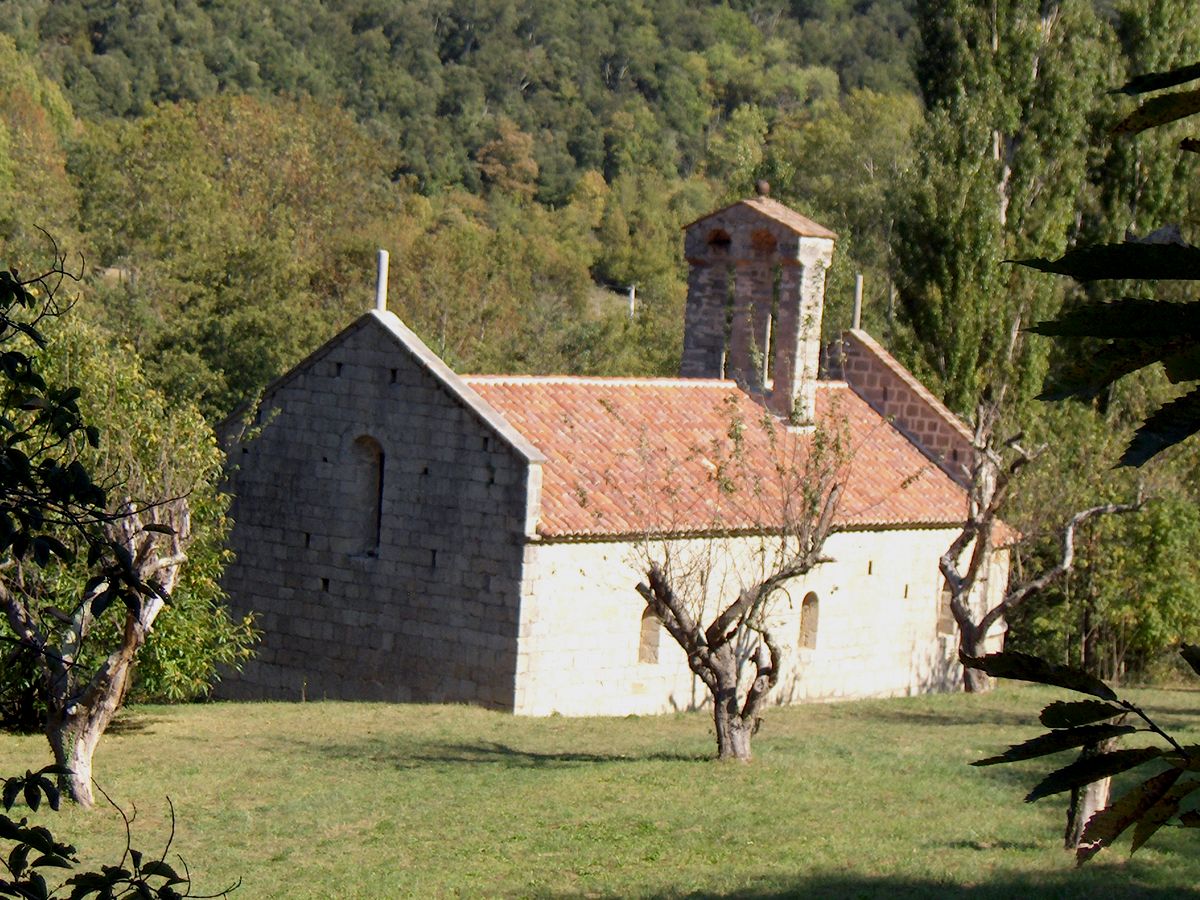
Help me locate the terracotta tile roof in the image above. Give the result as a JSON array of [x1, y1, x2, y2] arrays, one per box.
[[463, 377, 967, 540], [683, 197, 837, 240]]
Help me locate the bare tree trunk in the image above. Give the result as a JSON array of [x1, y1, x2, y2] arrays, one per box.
[[962, 661, 994, 694], [713, 684, 752, 761], [46, 624, 140, 808], [1064, 737, 1118, 850], [958, 626, 994, 694]]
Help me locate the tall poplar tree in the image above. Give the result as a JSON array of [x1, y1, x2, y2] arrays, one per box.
[[892, 0, 1106, 413], [1084, 0, 1200, 243]]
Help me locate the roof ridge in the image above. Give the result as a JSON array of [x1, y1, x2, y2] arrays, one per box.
[[461, 375, 737, 388]]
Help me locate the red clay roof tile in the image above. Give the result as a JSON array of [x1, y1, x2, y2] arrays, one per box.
[[463, 377, 967, 539]]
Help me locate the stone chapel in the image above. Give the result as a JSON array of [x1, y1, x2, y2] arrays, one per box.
[[218, 195, 1007, 714]]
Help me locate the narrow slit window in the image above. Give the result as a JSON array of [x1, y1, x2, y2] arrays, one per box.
[[351, 435, 385, 554], [721, 265, 736, 379], [799, 592, 819, 650], [638, 607, 661, 664], [937, 581, 956, 635]]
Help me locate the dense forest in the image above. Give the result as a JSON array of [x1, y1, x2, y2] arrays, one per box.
[[0, 0, 1198, 688]]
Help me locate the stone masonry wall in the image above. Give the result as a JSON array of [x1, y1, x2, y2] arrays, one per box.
[[837, 330, 974, 484], [513, 527, 1007, 717], [220, 314, 533, 707]]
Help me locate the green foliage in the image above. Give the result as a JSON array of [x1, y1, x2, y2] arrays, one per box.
[[767, 89, 922, 339], [893, 0, 1107, 413], [4, 0, 921, 196], [1012, 491, 1200, 681], [30, 317, 257, 703], [68, 94, 400, 420], [0, 35, 80, 269], [963, 649, 1200, 864], [1025, 62, 1200, 465]]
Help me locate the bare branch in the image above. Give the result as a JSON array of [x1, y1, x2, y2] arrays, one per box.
[[978, 496, 1143, 635]]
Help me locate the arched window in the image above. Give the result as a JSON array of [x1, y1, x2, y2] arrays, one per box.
[[638, 607, 661, 664], [799, 592, 819, 650], [351, 435, 384, 555], [707, 228, 732, 252]]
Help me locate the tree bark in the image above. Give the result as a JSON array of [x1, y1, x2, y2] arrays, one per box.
[[45, 622, 141, 808], [958, 626, 994, 693], [962, 664, 993, 694], [713, 684, 752, 761], [1064, 737, 1118, 850], [961, 653, 994, 693]]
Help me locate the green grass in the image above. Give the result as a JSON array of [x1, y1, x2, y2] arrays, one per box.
[[2, 685, 1199, 898]]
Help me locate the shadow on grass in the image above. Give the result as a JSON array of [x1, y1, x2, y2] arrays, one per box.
[[528, 869, 1200, 899], [305, 739, 709, 769], [106, 714, 159, 736], [674, 872, 1199, 899], [857, 706, 1039, 730]]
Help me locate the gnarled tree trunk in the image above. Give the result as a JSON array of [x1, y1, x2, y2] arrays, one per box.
[[945, 399, 1140, 695]]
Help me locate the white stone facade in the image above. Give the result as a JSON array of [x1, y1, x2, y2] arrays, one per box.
[[514, 531, 1006, 716]]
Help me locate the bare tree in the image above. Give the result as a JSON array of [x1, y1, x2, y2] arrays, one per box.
[[636, 411, 844, 761], [943, 399, 1141, 694]]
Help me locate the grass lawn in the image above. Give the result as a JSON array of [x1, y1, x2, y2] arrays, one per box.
[[1, 685, 1198, 898]]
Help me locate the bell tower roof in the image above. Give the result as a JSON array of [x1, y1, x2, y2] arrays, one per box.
[[683, 196, 836, 242]]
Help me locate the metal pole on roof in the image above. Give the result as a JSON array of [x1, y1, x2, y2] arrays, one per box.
[[852, 273, 863, 330], [375, 249, 390, 312]]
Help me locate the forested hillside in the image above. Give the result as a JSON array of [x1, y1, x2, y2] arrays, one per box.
[[4, 0, 916, 194], [1, 0, 1199, 682], [0, 0, 922, 420]]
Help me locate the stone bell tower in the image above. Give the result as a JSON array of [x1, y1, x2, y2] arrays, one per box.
[[680, 189, 835, 424]]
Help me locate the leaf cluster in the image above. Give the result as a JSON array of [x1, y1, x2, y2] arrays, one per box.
[[964, 649, 1200, 864], [0, 764, 230, 899], [0, 261, 171, 629]]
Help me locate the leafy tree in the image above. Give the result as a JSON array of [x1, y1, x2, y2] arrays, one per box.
[[69, 94, 401, 420], [893, 0, 1107, 413], [34, 317, 258, 704], [1008, 418, 1200, 683], [474, 116, 539, 200], [767, 89, 922, 340], [0, 251, 249, 808], [0, 35, 81, 263], [966, 56, 1200, 860], [7, 0, 919, 195]]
